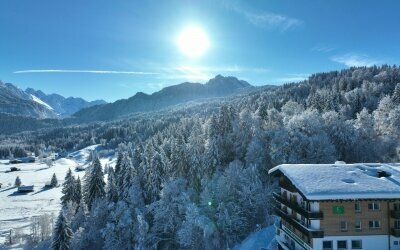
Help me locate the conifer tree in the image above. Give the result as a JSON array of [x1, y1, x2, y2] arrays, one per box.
[[84, 154, 105, 210], [61, 169, 75, 206], [51, 173, 58, 188], [14, 176, 21, 187], [73, 177, 82, 205], [393, 83, 400, 105], [52, 211, 72, 250], [106, 167, 118, 203], [71, 199, 87, 232], [114, 151, 123, 178]]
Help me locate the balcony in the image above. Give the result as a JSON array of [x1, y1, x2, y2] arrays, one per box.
[[273, 192, 323, 220], [274, 205, 324, 239], [391, 210, 400, 219], [391, 228, 400, 237]]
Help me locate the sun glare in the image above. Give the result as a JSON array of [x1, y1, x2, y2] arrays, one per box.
[[178, 25, 210, 58]]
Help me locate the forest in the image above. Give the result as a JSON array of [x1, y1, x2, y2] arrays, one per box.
[[3, 65, 400, 249]]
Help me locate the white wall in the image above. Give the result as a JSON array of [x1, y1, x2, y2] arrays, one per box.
[[313, 235, 388, 250], [310, 220, 320, 230], [310, 202, 320, 212], [390, 236, 400, 250]]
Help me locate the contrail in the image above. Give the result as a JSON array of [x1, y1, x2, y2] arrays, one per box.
[[13, 69, 158, 75]]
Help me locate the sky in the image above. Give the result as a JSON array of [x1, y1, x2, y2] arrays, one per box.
[[1, 0, 400, 102]]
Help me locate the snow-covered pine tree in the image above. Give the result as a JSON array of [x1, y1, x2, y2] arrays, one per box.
[[393, 83, 400, 105], [14, 176, 21, 187], [170, 135, 189, 177], [71, 199, 87, 232], [116, 153, 136, 200], [143, 150, 164, 203], [73, 177, 82, 205], [114, 151, 123, 178], [61, 169, 75, 206], [115, 152, 127, 191], [106, 167, 118, 203], [84, 154, 105, 210], [51, 173, 58, 188], [51, 211, 72, 250]]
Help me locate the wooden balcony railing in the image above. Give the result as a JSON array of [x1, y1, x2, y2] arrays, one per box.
[[391, 228, 400, 237], [274, 205, 324, 239], [273, 192, 323, 220]]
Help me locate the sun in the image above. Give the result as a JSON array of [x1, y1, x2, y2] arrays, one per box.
[[178, 25, 210, 58]]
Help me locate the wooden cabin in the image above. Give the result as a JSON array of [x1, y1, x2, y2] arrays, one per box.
[[17, 185, 34, 193]]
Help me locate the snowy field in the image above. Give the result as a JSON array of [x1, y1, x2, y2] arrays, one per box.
[[0, 145, 114, 247]]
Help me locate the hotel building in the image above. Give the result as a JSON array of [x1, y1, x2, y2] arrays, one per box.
[[268, 163, 400, 250]]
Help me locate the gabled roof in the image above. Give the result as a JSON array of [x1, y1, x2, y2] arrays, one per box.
[[268, 163, 400, 200]]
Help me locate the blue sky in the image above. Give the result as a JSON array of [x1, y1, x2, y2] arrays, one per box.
[[1, 0, 400, 102]]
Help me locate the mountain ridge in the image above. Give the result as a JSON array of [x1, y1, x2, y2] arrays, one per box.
[[0, 82, 107, 119], [0, 82, 57, 119], [73, 75, 253, 122]]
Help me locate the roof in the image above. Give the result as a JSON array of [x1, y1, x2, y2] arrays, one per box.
[[18, 185, 34, 191], [268, 163, 400, 200]]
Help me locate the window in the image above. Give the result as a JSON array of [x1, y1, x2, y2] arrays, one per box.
[[351, 240, 362, 249], [340, 221, 348, 232], [368, 202, 380, 210], [301, 200, 307, 209], [395, 220, 400, 229], [338, 240, 348, 249], [368, 220, 381, 228], [395, 241, 399, 246], [290, 240, 295, 250], [395, 203, 400, 211], [354, 202, 361, 212], [323, 241, 333, 250], [355, 220, 362, 231]]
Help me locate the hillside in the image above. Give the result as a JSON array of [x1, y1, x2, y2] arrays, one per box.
[[0, 82, 107, 119], [0, 145, 114, 246], [0, 82, 57, 119]]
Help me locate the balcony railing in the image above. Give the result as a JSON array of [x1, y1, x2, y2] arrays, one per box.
[[274, 205, 324, 239], [391, 210, 400, 219], [273, 192, 323, 220], [392, 228, 400, 237]]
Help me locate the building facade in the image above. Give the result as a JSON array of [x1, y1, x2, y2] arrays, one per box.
[[269, 163, 400, 250]]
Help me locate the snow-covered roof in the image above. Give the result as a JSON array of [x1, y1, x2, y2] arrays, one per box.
[[268, 163, 400, 200]]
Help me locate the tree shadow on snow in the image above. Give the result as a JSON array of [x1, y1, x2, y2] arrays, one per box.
[[32, 186, 53, 195], [0, 186, 16, 193], [8, 191, 30, 196]]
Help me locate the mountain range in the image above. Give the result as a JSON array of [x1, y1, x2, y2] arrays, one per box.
[[73, 75, 253, 122], [0, 82, 57, 119], [0, 75, 254, 133], [25, 88, 106, 118], [0, 82, 106, 119]]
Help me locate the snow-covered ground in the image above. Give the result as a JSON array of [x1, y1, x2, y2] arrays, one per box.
[[0, 145, 114, 247], [30, 94, 54, 111], [234, 225, 276, 250]]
